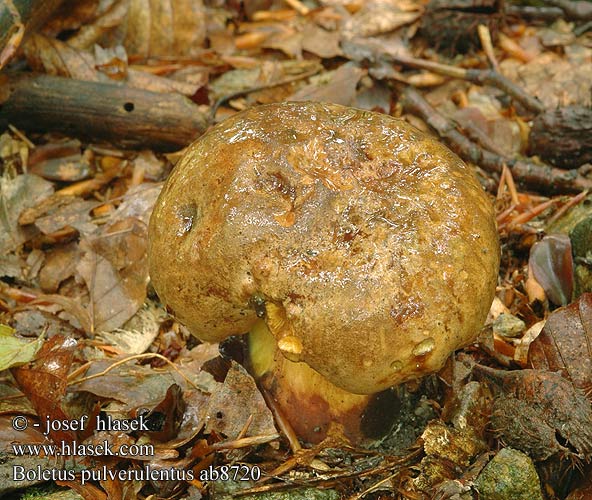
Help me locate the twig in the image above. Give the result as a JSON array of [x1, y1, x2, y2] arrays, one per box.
[[233, 449, 422, 497], [478, 25, 500, 73], [399, 86, 592, 193], [349, 471, 402, 500], [284, 0, 310, 15], [505, 198, 558, 229], [68, 352, 199, 390], [388, 54, 544, 114], [497, 164, 520, 206], [210, 433, 280, 450], [545, 0, 592, 20], [505, 4, 565, 22], [546, 189, 589, 226]]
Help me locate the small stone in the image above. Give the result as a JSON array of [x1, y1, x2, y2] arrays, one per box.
[[492, 313, 525, 338], [474, 447, 543, 500]]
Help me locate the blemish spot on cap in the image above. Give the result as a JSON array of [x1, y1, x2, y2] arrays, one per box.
[[412, 337, 435, 357]]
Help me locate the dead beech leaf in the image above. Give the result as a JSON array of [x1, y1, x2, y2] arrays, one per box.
[[56, 480, 108, 500], [29, 294, 92, 334], [24, 33, 100, 81], [23, 33, 199, 95], [33, 198, 97, 236], [301, 24, 342, 59], [290, 63, 365, 106], [204, 362, 276, 440], [12, 335, 78, 445], [77, 217, 149, 333], [123, 0, 206, 58], [528, 293, 592, 396], [342, 0, 422, 39], [70, 355, 216, 413], [65, 0, 128, 51], [39, 242, 82, 293], [110, 183, 162, 227], [262, 25, 303, 59], [500, 50, 592, 108], [0, 174, 54, 254], [0, 324, 44, 371]]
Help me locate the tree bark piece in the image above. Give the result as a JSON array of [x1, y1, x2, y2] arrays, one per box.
[[529, 106, 592, 169], [0, 74, 208, 151]]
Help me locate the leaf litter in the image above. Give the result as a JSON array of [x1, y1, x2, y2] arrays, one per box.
[[1, 0, 592, 498]]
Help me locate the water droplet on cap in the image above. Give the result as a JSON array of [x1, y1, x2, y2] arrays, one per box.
[[390, 360, 403, 371]]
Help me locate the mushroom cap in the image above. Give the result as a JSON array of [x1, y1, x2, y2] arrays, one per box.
[[149, 102, 500, 395]]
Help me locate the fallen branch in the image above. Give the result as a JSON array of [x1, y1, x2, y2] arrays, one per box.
[[388, 54, 545, 114], [400, 86, 592, 194], [0, 73, 208, 151]]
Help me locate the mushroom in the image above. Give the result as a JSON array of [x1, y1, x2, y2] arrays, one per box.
[[148, 102, 500, 444]]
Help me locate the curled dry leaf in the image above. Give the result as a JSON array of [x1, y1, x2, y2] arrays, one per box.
[[528, 293, 592, 397], [30, 293, 93, 334], [39, 242, 82, 293], [140, 383, 186, 442], [12, 335, 78, 445], [529, 233, 574, 306], [342, 0, 422, 39]]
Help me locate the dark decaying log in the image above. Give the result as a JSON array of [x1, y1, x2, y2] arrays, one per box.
[[419, 0, 503, 54], [529, 106, 592, 169], [0, 74, 208, 151]]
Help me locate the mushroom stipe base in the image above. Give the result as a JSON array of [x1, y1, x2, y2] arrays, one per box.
[[249, 319, 400, 444]]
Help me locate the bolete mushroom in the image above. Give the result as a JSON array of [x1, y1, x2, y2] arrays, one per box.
[[148, 102, 500, 444]]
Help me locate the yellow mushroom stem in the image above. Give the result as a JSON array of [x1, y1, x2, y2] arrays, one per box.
[[248, 318, 399, 444]]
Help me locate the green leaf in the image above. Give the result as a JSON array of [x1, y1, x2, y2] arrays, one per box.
[[0, 325, 44, 371]]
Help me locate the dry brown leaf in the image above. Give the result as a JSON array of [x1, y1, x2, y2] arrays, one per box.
[[0, 174, 54, 255], [77, 217, 149, 333], [528, 293, 592, 396], [24, 33, 200, 95], [204, 362, 277, 440], [342, 0, 422, 39], [501, 48, 592, 108], [12, 335, 78, 445], [30, 294, 93, 333], [65, 0, 128, 50], [33, 198, 97, 236], [290, 63, 364, 105], [301, 23, 342, 58], [56, 479, 108, 500], [39, 242, 82, 293], [24, 33, 100, 81], [123, 0, 206, 58], [474, 363, 592, 462], [141, 383, 185, 442]]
